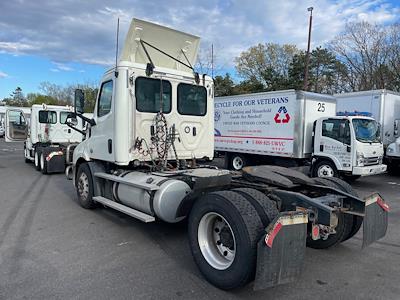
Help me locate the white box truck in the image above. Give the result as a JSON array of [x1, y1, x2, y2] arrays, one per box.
[[335, 90, 400, 173], [9, 19, 388, 291], [214, 90, 387, 179], [5, 104, 87, 174]]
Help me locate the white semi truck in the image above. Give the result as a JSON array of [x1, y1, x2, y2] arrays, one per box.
[[336, 90, 400, 173], [214, 91, 387, 179], [5, 104, 86, 174], [11, 19, 386, 290]]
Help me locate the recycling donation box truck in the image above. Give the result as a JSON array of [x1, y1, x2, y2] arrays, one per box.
[[214, 90, 387, 178]]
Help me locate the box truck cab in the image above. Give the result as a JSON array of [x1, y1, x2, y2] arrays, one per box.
[[214, 91, 386, 179], [313, 115, 385, 177], [5, 104, 85, 174]]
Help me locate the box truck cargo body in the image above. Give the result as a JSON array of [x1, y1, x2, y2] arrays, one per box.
[[215, 90, 387, 178], [335, 90, 400, 147]]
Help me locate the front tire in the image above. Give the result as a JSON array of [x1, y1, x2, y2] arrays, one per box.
[[312, 159, 338, 178], [76, 163, 95, 209], [34, 150, 41, 171], [188, 191, 264, 290], [40, 153, 48, 174]]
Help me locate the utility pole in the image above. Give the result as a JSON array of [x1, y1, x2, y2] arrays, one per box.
[[303, 7, 313, 91]]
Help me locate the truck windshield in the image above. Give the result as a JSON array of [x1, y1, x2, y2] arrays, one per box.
[[352, 119, 380, 143]]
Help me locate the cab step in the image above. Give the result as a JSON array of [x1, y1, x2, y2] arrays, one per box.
[[93, 196, 155, 223]]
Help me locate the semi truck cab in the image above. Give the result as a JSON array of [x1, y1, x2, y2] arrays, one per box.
[[312, 116, 386, 178]]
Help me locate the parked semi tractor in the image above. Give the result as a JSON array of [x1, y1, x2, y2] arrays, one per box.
[[336, 90, 400, 173], [43, 19, 387, 290], [214, 91, 386, 180], [5, 104, 85, 174]]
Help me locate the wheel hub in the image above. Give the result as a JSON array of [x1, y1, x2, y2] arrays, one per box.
[[77, 173, 89, 201], [318, 165, 334, 177], [198, 212, 236, 270]]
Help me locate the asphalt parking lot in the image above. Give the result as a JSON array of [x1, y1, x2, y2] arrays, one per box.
[[0, 139, 399, 300]]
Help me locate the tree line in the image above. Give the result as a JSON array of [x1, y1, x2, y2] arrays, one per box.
[[214, 21, 400, 97], [1, 82, 98, 113]]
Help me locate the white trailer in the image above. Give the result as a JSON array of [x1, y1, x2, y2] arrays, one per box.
[[335, 90, 400, 172], [215, 91, 386, 179], [9, 19, 388, 291], [5, 104, 85, 174]]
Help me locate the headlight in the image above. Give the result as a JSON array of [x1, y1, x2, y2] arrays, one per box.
[[356, 152, 364, 166], [387, 147, 394, 153]]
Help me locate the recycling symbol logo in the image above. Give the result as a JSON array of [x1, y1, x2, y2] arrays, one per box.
[[274, 106, 290, 124]]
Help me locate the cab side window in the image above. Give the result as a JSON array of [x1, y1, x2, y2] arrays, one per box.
[[98, 80, 113, 117], [322, 119, 351, 145]]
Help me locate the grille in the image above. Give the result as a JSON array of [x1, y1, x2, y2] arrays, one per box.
[[364, 156, 379, 166]]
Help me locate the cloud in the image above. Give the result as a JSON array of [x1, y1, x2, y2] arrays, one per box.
[[0, 71, 8, 78], [0, 0, 399, 74]]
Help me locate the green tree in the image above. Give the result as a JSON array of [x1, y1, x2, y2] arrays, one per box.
[[235, 43, 299, 91], [214, 74, 235, 96], [5, 87, 27, 106], [288, 47, 349, 93]]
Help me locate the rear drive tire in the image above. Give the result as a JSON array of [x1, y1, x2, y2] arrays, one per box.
[[232, 188, 279, 227], [306, 178, 353, 249], [40, 152, 48, 174], [76, 163, 95, 209], [321, 177, 363, 242], [312, 160, 338, 178], [188, 190, 264, 290], [34, 150, 41, 171]]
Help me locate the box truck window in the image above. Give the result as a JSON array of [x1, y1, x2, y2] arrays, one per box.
[[98, 80, 113, 117], [38, 111, 57, 124], [322, 119, 350, 145], [177, 83, 207, 116], [352, 119, 380, 143], [135, 77, 172, 113]]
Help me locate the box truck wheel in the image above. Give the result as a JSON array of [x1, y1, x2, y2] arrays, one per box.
[[312, 160, 338, 178], [307, 178, 354, 249], [40, 152, 48, 174], [34, 150, 41, 171], [76, 163, 96, 209], [319, 177, 362, 242], [188, 190, 264, 290], [228, 153, 248, 171]]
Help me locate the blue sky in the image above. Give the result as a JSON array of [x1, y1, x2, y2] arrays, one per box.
[[1, 0, 400, 99]]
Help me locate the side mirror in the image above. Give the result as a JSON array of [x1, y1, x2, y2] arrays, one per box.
[[74, 89, 85, 114], [66, 115, 78, 126]]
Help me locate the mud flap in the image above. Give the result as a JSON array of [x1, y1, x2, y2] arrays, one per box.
[[362, 193, 389, 248], [254, 212, 308, 291]]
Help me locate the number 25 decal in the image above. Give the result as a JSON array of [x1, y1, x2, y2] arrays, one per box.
[[317, 103, 325, 112]]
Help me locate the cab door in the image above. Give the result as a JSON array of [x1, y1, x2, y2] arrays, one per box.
[[314, 118, 352, 171], [5, 109, 28, 142]]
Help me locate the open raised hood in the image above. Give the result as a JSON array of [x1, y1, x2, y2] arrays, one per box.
[[120, 18, 200, 73]]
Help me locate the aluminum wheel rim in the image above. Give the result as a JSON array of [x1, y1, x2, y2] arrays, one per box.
[[34, 152, 39, 167], [77, 172, 89, 201], [318, 165, 334, 177], [232, 156, 243, 170], [198, 212, 236, 270]]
